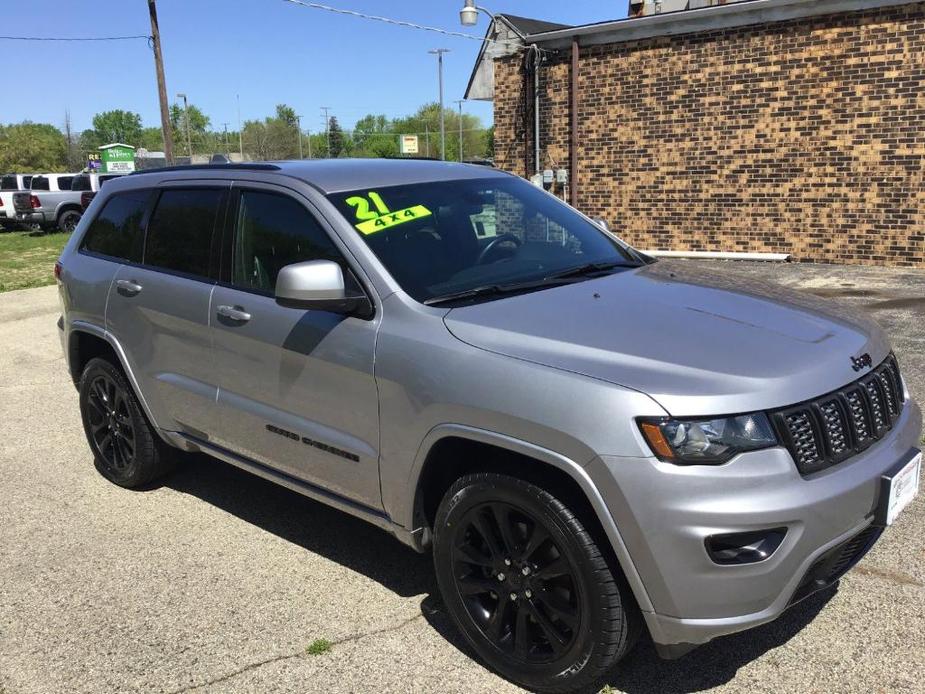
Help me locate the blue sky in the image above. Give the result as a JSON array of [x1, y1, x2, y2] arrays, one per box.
[[3, 1, 626, 134]]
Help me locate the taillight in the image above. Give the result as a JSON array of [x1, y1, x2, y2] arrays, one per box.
[[54, 261, 62, 281], [30, 195, 41, 209]]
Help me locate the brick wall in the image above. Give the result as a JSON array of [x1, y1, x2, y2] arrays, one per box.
[[493, 2, 925, 266]]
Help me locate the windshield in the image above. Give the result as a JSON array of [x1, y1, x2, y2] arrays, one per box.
[[326, 177, 639, 304]]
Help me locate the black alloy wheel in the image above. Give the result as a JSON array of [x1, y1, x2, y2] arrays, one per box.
[[85, 372, 136, 477], [452, 501, 582, 663], [434, 473, 638, 693], [58, 209, 81, 233], [78, 357, 175, 488]]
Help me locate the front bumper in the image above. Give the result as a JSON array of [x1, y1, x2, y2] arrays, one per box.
[[589, 398, 921, 651]]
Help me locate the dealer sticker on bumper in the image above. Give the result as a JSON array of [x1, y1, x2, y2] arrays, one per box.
[[881, 451, 921, 526]]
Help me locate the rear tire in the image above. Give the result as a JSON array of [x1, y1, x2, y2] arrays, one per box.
[[57, 209, 81, 233], [433, 473, 638, 693], [78, 357, 175, 488]]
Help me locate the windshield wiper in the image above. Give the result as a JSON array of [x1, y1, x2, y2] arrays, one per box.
[[544, 260, 634, 281], [423, 278, 569, 307]]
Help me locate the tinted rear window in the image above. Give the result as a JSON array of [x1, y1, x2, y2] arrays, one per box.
[[1, 176, 17, 191], [144, 189, 223, 278], [70, 175, 91, 191], [80, 191, 149, 262], [31, 177, 49, 191], [56, 176, 74, 191]]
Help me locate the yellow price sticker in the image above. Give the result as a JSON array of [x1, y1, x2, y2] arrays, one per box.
[[354, 205, 432, 235]]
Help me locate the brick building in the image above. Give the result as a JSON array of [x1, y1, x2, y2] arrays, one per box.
[[466, 0, 925, 267]]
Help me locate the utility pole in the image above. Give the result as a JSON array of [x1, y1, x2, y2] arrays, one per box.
[[295, 114, 303, 159], [147, 0, 174, 164], [306, 129, 312, 158], [222, 122, 229, 150], [321, 107, 331, 157], [424, 123, 430, 158], [177, 92, 192, 157], [428, 49, 450, 160], [455, 99, 464, 162], [236, 94, 243, 160]]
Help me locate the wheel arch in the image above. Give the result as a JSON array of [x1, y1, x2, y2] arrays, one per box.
[[68, 323, 172, 446], [408, 424, 656, 615], [56, 202, 82, 220]]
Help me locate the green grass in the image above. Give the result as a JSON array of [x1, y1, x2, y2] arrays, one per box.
[[0, 230, 69, 293], [305, 638, 332, 656]]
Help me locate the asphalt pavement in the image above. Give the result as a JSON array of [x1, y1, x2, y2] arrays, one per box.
[[0, 260, 922, 693]]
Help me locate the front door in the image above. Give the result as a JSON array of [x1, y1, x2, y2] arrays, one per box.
[[208, 185, 382, 509]]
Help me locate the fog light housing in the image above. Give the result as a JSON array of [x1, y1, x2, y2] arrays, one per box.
[[705, 527, 787, 565]]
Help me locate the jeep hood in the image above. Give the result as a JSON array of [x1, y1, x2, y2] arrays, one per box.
[[442, 262, 890, 416]]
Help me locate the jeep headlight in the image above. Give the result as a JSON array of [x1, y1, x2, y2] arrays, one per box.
[[638, 413, 777, 464]]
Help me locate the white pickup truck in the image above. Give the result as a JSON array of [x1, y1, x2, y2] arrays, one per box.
[[0, 173, 36, 228], [12, 173, 83, 232]]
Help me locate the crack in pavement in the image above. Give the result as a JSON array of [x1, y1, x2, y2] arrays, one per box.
[[166, 612, 425, 693]]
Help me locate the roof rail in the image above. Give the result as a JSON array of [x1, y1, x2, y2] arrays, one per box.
[[130, 163, 282, 175]]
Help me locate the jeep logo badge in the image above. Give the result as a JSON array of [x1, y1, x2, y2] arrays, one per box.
[[851, 353, 873, 371]]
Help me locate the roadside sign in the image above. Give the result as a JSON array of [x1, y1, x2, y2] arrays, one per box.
[[399, 135, 419, 155], [87, 152, 102, 171], [99, 143, 136, 173]]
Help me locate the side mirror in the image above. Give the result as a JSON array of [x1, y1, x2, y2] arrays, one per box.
[[275, 260, 372, 317]]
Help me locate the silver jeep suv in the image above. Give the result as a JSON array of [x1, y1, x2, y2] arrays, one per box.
[[56, 161, 921, 693]]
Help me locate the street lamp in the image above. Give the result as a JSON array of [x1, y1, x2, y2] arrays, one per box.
[[176, 92, 192, 158], [428, 49, 450, 161], [460, 0, 495, 26], [455, 99, 465, 162], [295, 114, 303, 159]]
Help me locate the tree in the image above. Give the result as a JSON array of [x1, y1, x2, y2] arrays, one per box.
[[91, 110, 143, 145], [0, 122, 68, 171], [242, 119, 270, 160], [169, 102, 210, 153], [241, 104, 301, 160], [63, 110, 83, 170], [352, 114, 398, 158], [138, 127, 166, 152], [328, 116, 346, 158]]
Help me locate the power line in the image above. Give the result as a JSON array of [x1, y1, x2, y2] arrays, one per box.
[[0, 34, 150, 42], [279, 0, 524, 49]]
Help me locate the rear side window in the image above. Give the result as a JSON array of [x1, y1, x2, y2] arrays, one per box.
[[231, 190, 342, 293], [80, 191, 149, 262], [0, 176, 16, 191], [31, 177, 49, 191], [70, 176, 91, 191], [144, 188, 223, 279], [22, 176, 32, 189], [56, 176, 74, 191]]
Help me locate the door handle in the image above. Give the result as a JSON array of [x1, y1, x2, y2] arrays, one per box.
[[217, 305, 252, 322], [115, 279, 143, 296]]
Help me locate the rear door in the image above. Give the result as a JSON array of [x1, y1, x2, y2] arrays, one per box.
[[106, 183, 228, 435], [208, 183, 382, 509]]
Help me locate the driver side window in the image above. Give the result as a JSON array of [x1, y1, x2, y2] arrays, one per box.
[[232, 190, 344, 294]]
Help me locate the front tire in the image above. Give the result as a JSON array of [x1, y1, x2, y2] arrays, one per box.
[[433, 473, 637, 693], [78, 357, 175, 488]]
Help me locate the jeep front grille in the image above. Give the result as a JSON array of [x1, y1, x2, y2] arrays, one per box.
[[770, 354, 905, 475]]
